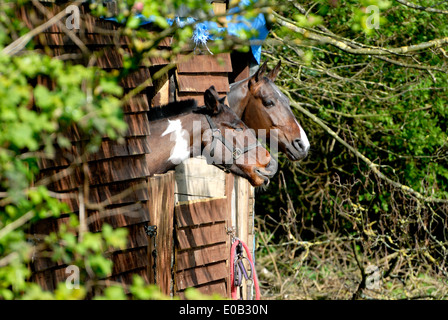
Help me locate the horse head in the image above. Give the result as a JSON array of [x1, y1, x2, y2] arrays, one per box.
[[199, 86, 276, 187], [228, 61, 310, 161]]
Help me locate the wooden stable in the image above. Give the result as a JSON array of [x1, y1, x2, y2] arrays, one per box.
[[22, 0, 257, 298]]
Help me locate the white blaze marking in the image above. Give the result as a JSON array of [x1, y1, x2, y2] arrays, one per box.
[[299, 124, 310, 152], [162, 119, 190, 164]]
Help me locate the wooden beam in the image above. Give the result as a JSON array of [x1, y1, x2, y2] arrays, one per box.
[[147, 171, 176, 295], [232, 175, 256, 299], [212, 2, 228, 27]]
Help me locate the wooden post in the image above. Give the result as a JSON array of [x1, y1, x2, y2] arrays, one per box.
[[232, 175, 255, 299], [212, 1, 228, 27], [147, 171, 176, 296]]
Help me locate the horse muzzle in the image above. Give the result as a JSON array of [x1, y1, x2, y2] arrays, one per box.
[[286, 138, 309, 161], [254, 161, 276, 185], [254, 169, 270, 186], [263, 158, 278, 178]]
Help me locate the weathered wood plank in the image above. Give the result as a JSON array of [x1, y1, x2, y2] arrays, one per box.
[[64, 113, 150, 142], [175, 261, 228, 291], [106, 267, 149, 289], [87, 154, 150, 185], [31, 249, 60, 272], [174, 157, 226, 203], [87, 202, 150, 232], [89, 177, 149, 204], [176, 243, 228, 271], [120, 68, 152, 88], [177, 73, 229, 93], [147, 171, 176, 295], [41, 154, 150, 190], [123, 94, 150, 113], [124, 113, 151, 137], [50, 179, 149, 214], [111, 246, 148, 275], [121, 223, 149, 251], [151, 78, 170, 107], [176, 222, 227, 250], [31, 269, 56, 292], [175, 198, 228, 228], [212, 2, 228, 27], [195, 280, 227, 298], [32, 202, 151, 272], [53, 266, 70, 285], [225, 173, 235, 223], [38, 137, 151, 170], [177, 280, 227, 299], [177, 53, 232, 73], [90, 179, 149, 205], [96, 48, 124, 69], [35, 32, 131, 47], [148, 56, 170, 66]]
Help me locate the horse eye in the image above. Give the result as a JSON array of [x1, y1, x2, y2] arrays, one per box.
[[264, 100, 274, 107]]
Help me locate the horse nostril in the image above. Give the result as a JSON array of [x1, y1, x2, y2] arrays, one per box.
[[294, 138, 306, 152], [265, 159, 278, 176]]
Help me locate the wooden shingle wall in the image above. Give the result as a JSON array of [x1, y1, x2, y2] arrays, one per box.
[[174, 197, 230, 297], [19, 2, 159, 291], [21, 0, 256, 299], [176, 53, 232, 105]]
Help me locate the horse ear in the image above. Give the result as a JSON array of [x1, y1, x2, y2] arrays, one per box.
[[248, 61, 267, 93], [254, 61, 267, 82], [204, 86, 221, 114], [218, 96, 226, 105], [267, 60, 281, 81]]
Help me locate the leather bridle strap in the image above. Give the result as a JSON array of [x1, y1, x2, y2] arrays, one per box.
[[205, 114, 261, 169]]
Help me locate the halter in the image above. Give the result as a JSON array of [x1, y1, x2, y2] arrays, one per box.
[[205, 114, 261, 173]]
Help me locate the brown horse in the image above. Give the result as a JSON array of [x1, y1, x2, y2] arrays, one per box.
[[147, 86, 276, 187], [227, 61, 310, 161]]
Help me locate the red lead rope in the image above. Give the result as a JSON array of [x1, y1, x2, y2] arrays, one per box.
[[230, 239, 261, 300]]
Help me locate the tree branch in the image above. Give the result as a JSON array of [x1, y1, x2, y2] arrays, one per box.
[[0, 211, 34, 240], [395, 0, 448, 14], [273, 11, 448, 56], [31, 0, 90, 56], [2, 0, 83, 56], [281, 89, 448, 205]]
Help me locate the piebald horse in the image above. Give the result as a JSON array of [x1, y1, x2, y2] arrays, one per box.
[[146, 86, 276, 187], [228, 61, 310, 161]]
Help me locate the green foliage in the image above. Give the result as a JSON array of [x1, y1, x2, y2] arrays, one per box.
[[0, 41, 125, 297], [0, 47, 129, 298], [184, 287, 226, 300], [0, 1, 148, 300], [256, 0, 448, 299], [0, 0, 263, 300]]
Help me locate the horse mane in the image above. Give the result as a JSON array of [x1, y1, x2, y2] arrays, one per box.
[[147, 99, 195, 122], [148, 99, 220, 122]]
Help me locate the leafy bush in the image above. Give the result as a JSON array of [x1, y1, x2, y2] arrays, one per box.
[[256, 0, 448, 299]]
